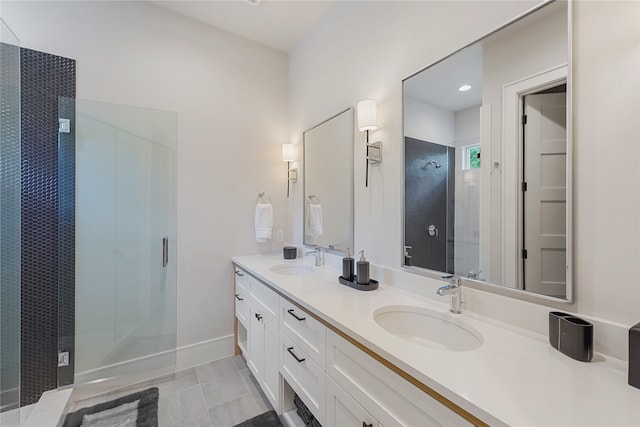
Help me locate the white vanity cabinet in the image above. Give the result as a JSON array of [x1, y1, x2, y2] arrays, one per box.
[[246, 274, 280, 411], [233, 263, 479, 427]]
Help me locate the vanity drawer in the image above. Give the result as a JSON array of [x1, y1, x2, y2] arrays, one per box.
[[280, 298, 326, 367], [281, 331, 325, 426], [248, 276, 279, 324], [234, 268, 249, 327], [326, 330, 472, 427]]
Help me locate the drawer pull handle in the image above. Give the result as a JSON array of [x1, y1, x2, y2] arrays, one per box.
[[235, 271, 244, 276], [363, 423, 373, 427], [234, 294, 244, 301], [286, 347, 305, 363], [287, 309, 306, 322], [255, 313, 262, 321]]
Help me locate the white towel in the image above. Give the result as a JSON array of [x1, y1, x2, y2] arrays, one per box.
[[307, 203, 323, 238], [255, 203, 273, 243]]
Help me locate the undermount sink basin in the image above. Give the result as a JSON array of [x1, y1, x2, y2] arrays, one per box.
[[270, 263, 315, 276], [373, 305, 483, 352]]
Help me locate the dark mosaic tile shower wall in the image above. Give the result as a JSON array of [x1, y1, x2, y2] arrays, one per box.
[[20, 48, 75, 406]]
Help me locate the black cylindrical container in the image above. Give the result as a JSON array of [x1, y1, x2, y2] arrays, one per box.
[[548, 311, 573, 350], [356, 261, 370, 285], [342, 256, 354, 281], [283, 246, 297, 259], [629, 322, 640, 389]]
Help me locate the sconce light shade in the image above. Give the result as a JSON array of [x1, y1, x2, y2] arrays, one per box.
[[357, 100, 378, 132], [282, 143, 296, 162]]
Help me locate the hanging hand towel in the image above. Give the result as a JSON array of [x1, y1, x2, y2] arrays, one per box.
[[255, 203, 273, 243], [307, 202, 323, 238]]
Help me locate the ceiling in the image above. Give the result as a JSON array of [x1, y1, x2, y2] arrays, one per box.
[[149, 0, 335, 52], [404, 42, 483, 113]]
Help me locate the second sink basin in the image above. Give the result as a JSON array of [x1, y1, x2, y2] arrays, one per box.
[[270, 263, 315, 276], [373, 305, 483, 352]]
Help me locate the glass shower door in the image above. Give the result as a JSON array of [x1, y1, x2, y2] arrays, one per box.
[[0, 17, 21, 427], [71, 99, 177, 384]]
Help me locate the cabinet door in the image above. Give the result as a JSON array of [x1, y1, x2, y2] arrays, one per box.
[[263, 319, 280, 411], [326, 377, 379, 427], [247, 306, 265, 384]]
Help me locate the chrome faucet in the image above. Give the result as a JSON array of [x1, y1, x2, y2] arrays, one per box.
[[436, 277, 463, 314], [305, 246, 322, 267]]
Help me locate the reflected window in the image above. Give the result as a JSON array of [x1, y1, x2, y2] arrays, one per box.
[[463, 144, 480, 170]]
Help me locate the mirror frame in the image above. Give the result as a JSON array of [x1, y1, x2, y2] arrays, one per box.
[[303, 107, 354, 255], [400, 0, 574, 305]]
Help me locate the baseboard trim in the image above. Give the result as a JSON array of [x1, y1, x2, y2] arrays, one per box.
[[176, 334, 235, 370]]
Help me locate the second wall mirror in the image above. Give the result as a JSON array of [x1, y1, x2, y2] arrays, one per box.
[[402, 0, 571, 301], [304, 108, 354, 253]]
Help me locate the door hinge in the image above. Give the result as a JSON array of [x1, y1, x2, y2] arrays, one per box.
[[522, 115, 527, 125], [522, 249, 528, 259], [521, 182, 527, 192]]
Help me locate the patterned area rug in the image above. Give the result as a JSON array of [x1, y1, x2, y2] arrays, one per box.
[[62, 387, 159, 427], [233, 410, 283, 427]]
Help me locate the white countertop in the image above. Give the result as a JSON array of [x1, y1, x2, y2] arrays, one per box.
[[232, 254, 640, 426]]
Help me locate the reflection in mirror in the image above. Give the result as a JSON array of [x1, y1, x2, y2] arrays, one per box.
[[403, 1, 570, 301], [303, 108, 354, 253]]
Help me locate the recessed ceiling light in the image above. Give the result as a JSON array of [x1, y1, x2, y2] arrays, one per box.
[[458, 84, 472, 92]]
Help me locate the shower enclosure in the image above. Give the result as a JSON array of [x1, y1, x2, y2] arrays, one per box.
[[67, 98, 178, 387], [0, 18, 21, 427]]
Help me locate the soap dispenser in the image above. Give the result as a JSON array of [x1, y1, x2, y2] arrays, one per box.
[[356, 250, 370, 285], [342, 248, 354, 282]]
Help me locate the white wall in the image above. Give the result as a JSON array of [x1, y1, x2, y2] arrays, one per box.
[[3, 1, 289, 367], [290, 0, 640, 326], [404, 96, 455, 145]]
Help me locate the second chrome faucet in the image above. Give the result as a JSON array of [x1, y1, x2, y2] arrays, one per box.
[[437, 277, 463, 314]]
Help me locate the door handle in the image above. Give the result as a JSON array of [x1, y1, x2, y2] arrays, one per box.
[[286, 347, 305, 363], [287, 309, 306, 322], [162, 237, 168, 267]]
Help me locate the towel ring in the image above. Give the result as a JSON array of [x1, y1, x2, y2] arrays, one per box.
[[308, 194, 321, 203], [257, 192, 272, 204]]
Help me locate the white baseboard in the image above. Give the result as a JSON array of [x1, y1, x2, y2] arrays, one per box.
[[176, 334, 235, 371]]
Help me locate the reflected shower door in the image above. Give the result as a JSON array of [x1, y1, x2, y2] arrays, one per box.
[[72, 99, 177, 383]]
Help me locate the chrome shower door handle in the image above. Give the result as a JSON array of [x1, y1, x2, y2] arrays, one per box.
[[162, 237, 168, 267]]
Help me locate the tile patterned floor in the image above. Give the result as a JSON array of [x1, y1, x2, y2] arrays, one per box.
[[68, 355, 273, 427]]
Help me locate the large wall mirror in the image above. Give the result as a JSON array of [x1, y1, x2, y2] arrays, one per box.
[[304, 108, 354, 253], [403, 0, 571, 301]]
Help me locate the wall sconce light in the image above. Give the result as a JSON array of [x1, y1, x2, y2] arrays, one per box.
[[282, 143, 297, 197], [357, 99, 382, 187]]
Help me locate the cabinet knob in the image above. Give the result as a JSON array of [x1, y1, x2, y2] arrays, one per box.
[[235, 294, 244, 301], [255, 313, 262, 321]]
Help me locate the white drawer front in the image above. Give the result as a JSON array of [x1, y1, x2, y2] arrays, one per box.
[[327, 330, 472, 427], [235, 277, 249, 327], [326, 376, 379, 427], [248, 276, 279, 324], [281, 332, 325, 426], [280, 298, 327, 367]]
